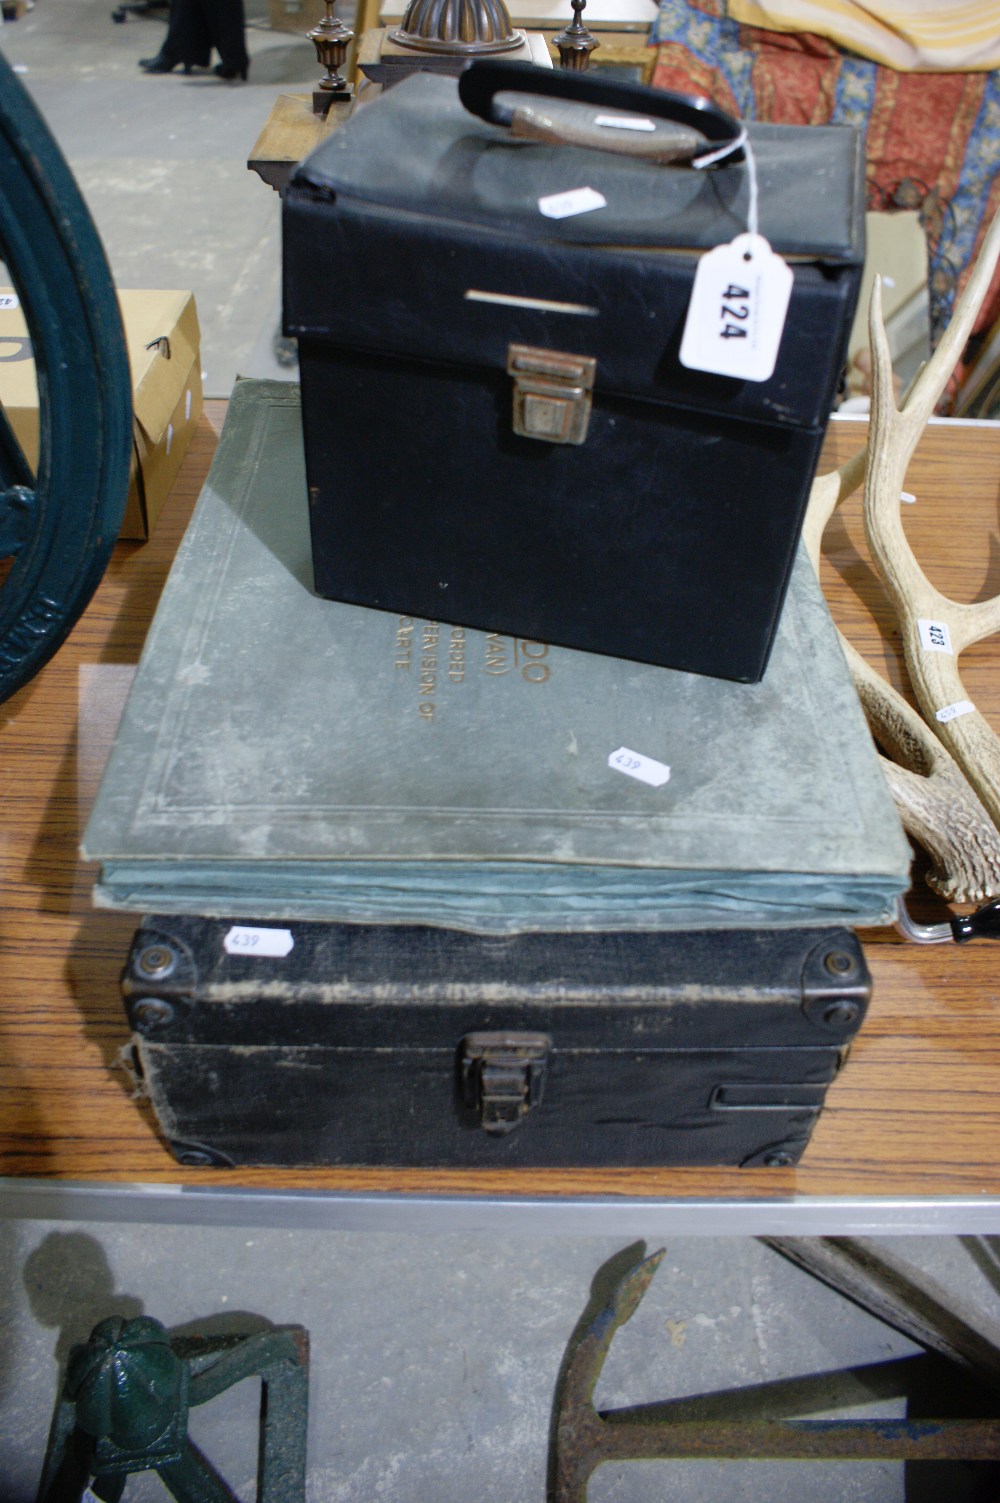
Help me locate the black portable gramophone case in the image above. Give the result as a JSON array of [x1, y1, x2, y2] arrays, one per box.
[[282, 64, 865, 682], [121, 917, 871, 1170]]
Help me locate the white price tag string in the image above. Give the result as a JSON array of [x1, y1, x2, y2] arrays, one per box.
[[691, 126, 758, 239], [678, 127, 791, 384]]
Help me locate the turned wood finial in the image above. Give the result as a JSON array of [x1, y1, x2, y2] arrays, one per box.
[[553, 0, 599, 70], [308, 0, 354, 106]]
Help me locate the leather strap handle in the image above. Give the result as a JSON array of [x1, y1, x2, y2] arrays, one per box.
[[458, 59, 745, 164]]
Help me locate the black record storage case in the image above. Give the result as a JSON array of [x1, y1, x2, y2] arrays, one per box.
[[122, 918, 871, 1170], [283, 66, 865, 682]]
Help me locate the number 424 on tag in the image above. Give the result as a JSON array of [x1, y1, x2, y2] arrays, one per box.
[[679, 233, 793, 383]]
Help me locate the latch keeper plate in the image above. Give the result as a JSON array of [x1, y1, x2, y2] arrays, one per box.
[[460, 1030, 552, 1135], [508, 344, 596, 445]]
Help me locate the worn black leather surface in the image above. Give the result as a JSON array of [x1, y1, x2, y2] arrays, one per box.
[[124, 917, 870, 1169]]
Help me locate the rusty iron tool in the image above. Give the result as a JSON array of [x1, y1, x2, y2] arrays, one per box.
[[765, 1236, 1000, 1388], [552, 1247, 1000, 1502]]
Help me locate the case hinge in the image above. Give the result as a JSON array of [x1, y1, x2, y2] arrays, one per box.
[[508, 344, 596, 445], [460, 1031, 551, 1135]]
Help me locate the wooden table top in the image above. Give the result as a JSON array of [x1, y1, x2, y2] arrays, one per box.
[[2, 401, 998, 1211], [247, 93, 354, 195]]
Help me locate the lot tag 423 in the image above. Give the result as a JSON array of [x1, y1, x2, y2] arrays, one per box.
[[679, 233, 792, 383]]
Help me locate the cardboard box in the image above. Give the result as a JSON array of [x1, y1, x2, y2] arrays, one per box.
[[268, 0, 327, 33], [0, 288, 203, 539]]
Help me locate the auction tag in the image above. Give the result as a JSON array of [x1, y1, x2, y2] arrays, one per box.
[[538, 186, 607, 220], [918, 617, 953, 654], [593, 114, 656, 132], [223, 925, 294, 958], [679, 233, 792, 382], [936, 700, 975, 724], [608, 746, 670, 787]]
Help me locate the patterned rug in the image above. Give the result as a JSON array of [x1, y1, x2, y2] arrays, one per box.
[[649, 0, 1000, 402]]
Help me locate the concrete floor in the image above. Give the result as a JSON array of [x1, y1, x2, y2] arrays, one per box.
[[4, 1219, 1000, 1502], [1, 0, 309, 393], [2, 4, 1000, 1499]]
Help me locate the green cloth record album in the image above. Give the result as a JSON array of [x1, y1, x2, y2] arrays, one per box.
[[83, 379, 910, 932]]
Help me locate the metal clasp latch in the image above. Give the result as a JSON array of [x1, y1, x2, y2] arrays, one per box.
[[508, 344, 596, 445], [460, 1031, 551, 1135]]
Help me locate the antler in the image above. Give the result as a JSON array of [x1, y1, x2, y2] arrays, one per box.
[[803, 454, 1000, 903], [864, 206, 1000, 829]]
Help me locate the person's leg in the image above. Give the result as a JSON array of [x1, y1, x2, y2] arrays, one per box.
[[205, 0, 250, 77], [139, 0, 212, 71]]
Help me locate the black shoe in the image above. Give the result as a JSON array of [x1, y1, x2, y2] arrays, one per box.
[[213, 60, 248, 80], [139, 52, 189, 73]]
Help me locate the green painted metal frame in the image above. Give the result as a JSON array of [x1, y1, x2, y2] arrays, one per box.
[[37, 1316, 309, 1502], [0, 47, 132, 702]]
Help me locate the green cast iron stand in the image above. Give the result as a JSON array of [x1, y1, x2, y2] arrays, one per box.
[[36, 1314, 309, 1502]]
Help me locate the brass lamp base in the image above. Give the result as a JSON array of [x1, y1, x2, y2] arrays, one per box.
[[388, 0, 520, 54], [387, 26, 522, 52], [360, 26, 547, 82]]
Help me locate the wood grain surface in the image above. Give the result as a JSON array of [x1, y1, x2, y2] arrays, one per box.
[[247, 93, 354, 193], [1, 405, 998, 1202]]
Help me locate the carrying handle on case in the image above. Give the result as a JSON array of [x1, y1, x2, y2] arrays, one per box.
[[458, 59, 745, 166]]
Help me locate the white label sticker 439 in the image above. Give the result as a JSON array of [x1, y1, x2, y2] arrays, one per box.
[[593, 114, 656, 132], [538, 186, 607, 220], [608, 746, 670, 787], [223, 926, 294, 958], [936, 700, 975, 724]]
